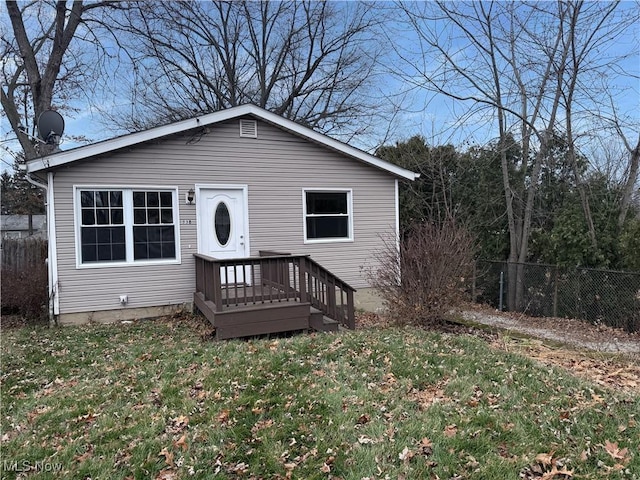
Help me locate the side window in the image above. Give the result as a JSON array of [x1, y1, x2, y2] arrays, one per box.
[[304, 190, 352, 242]]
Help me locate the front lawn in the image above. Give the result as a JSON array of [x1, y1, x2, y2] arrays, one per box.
[[1, 316, 637, 479]]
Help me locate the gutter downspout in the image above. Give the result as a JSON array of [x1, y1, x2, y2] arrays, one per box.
[[20, 165, 57, 324], [23, 171, 47, 190]]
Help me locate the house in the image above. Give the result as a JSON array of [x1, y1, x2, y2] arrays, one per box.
[[24, 104, 418, 338], [1, 214, 46, 239]]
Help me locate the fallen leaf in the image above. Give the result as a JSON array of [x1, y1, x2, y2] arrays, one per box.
[[443, 424, 457, 437], [216, 410, 230, 424], [159, 447, 174, 467], [73, 449, 92, 463], [399, 446, 414, 462], [251, 418, 274, 435], [465, 455, 479, 469], [418, 437, 433, 456], [167, 415, 189, 433], [155, 469, 177, 480], [173, 434, 188, 451], [173, 415, 189, 427], [535, 452, 555, 467], [540, 465, 573, 479], [603, 440, 629, 463], [358, 435, 376, 444], [357, 413, 370, 425]]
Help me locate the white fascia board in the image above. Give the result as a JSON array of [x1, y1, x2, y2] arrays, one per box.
[[26, 104, 419, 181]]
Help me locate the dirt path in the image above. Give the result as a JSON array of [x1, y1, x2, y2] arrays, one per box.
[[459, 306, 640, 355]]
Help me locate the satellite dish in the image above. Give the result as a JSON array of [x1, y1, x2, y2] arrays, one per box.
[[37, 110, 65, 145]]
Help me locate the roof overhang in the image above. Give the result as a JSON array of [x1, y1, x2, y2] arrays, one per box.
[[25, 104, 419, 181]]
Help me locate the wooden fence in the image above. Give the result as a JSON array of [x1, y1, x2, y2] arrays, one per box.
[[2, 237, 48, 273], [1, 238, 48, 320]]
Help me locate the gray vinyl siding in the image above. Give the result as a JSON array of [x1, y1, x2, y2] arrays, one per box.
[[51, 118, 396, 315]]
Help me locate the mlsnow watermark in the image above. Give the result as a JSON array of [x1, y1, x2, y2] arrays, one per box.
[[2, 460, 63, 473]]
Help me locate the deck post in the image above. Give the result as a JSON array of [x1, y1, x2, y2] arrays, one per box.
[[346, 288, 355, 329], [298, 257, 307, 302], [212, 260, 223, 312], [327, 277, 336, 319], [204, 259, 213, 301], [195, 256, 203, 293]]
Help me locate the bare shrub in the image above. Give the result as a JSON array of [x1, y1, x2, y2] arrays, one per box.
[[1, 238, 49, 324], [368, 219, 475, 326]]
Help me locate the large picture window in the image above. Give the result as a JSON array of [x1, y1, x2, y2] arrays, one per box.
[[76, 188, 179, 266], [303, 189, 353, 242]]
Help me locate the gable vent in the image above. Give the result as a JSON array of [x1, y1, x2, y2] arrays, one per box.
[[239, 119, 258, 138]]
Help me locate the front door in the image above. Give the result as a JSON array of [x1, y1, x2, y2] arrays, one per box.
[[198, 187, 249, 284]]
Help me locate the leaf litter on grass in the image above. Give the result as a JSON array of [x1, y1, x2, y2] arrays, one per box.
[[1, 314, 639, 479]]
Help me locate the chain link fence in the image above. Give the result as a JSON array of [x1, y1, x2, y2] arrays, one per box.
[[472, 261, 640, 333]]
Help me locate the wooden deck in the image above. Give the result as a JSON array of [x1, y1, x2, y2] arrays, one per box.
[[194, 251, 355, 340]]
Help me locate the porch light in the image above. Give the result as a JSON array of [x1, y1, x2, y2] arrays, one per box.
[[186, 188, 195, 205]]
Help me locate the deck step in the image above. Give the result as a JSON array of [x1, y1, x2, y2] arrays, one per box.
[[309, 308, 339, 333]]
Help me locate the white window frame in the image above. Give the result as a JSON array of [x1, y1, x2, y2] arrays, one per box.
[[73, 185, 181, 268], [302, 188, 354, 244]]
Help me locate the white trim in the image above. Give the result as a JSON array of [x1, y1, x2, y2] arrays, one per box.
[[47, 172, 60, 316], [394, 178, 400, 252], [26, 104, 418, 181], [195, 184, 250, 257], [73, 185, 181, 268], [302, 188, 354, 244]]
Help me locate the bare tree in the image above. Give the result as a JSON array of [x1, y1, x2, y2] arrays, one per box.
[[583, 93, 639, 230], [396, 0, 638, 309], [616, 132, 640, 228], [108, 0, 386, 140], [1, 0, 126, 160]]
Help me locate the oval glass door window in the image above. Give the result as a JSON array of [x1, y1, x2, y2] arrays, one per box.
[[214, 202, 231, 246]]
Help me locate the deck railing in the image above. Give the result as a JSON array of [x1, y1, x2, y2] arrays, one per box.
[[193, 252, 355, 329]]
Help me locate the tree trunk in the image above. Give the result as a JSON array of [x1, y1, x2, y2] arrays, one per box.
[[618, 136, 640, 229]]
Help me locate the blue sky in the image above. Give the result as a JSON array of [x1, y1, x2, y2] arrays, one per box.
[[2, 1, 638, 173]]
